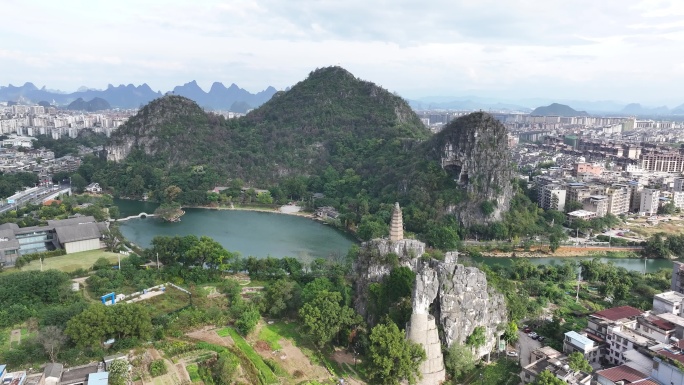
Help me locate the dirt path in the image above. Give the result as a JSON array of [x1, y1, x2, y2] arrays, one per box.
[[253, 338, 331, 382], [9, 329, 20, 347], [186, 327, 234, 347]]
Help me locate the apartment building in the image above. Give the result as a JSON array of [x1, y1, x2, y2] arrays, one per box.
[[639, 151, 684, 173], [583, 195, 609, 217], [540, 184, 566, 212], [639, 188, 660, 215], [607, 184, 630, 215], [675, 177, 684, 192]]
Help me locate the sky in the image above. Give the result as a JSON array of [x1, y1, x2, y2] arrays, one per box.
[[2, 0, 684, 106]]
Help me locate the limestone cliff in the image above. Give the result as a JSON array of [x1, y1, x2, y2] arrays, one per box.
[[412, 254, 508, 358], [426, 112, 514, 227], [353, 240, 508, 358]]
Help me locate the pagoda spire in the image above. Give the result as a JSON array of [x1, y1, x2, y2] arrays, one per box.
[[389, 202, 404, 241]]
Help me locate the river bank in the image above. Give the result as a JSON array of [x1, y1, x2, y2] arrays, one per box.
[[475, 246, 645, 259]]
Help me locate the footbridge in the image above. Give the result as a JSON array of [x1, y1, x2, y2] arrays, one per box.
[[116, 212, 155, 221]]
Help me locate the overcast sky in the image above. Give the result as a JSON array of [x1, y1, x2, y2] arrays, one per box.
[[2, 0, 683, 105]]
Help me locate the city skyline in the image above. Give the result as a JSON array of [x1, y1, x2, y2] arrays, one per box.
[[3, 0, 684, 106]]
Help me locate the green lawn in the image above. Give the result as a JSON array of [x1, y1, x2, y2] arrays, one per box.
[[19, 250, 121, 272], [258, 325, 283, 350]]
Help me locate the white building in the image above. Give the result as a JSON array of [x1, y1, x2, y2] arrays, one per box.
[[540, 184, 566, 212], [673, 191, 684, 210], [639, 188, 660, 215], [562, 331, 600, 368], [652, 291, 684, 315]]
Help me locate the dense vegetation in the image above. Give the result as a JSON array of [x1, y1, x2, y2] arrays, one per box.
[[0, 172, 39, 198], [33, 129, 108, 157]]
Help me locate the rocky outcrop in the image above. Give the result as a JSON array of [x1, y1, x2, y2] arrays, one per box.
[[411, 254, 508, 358], [354, 239, 508, 362], [426, 112, 514, 227], [353, 238, 425, 322]]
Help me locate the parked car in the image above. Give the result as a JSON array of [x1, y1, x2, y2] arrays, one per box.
[[537, 336, 545, 342], [506, 351, 519, 357], [528, 332, 538, 339]]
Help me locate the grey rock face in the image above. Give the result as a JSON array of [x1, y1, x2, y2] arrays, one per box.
[[427, 112, 514, 227], [354, 240, 507, 359]]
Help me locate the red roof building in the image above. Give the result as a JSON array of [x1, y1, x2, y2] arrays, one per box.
[[592, 306, 643, 321], [595, 365, 648, 384]]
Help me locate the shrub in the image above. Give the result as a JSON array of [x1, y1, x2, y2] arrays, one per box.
[[149, 359, 167, 377]]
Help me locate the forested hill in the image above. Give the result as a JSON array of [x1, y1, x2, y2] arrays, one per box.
[[106, 66, 431, 185], [93, 66, 518, 245]]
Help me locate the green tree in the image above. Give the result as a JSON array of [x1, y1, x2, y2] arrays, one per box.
[[466, 326, 486, 348], [262, 279, 300, 317], [70, 173, 87, 193], [256, 191, 274, 204], [444, 342, 476, 379], [186, 235, 231, 269], [65, 304, 112, 347], [533, 370, 566, 385], [235, 304, 260, 335], [108, 359, 130, 385], [502, 321, 519, 343], [357, 215, 388, 241], [367, 319, 426, 385], [299, 291, 359, 348], [567, 351, 591, 372], [644, 233, 670, 258]]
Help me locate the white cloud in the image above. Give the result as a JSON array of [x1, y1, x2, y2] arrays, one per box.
[[0, 0, 683, 104]]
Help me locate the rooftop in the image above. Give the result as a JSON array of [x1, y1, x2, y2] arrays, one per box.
[[54, 222, 101, 243], [654, 291, 684, 304], [644, 315, 675, 331], [565, 331, 594, 349], [86, 372, 108, 385], [592, 306, 643, 321], [656, 313, 684, 328], [595, 365, 648, 383], [59, 365, 98, 385]]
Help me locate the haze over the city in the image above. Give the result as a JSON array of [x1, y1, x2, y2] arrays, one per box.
[[2, 0, 684, 106]]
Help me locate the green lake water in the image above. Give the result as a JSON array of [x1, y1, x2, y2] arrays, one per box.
[[115, 199, 357, 263], [115, 199, 678, 271]]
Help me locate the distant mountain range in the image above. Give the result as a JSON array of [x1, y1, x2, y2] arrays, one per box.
[[410, 96, 684, 116], [0, 81, 278, 111]]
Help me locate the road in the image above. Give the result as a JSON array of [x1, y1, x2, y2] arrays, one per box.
[[0, 184, 71, 214], [517, 331, 541, 368]]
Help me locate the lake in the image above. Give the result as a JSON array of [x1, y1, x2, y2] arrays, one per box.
[[115, 199, 357, 263], [114, 199, 678, 272]]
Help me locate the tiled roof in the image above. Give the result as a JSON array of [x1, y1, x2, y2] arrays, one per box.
[[647, 316, 675, 331], [592, 306, 642, 321], [596, 365, 648, 383]]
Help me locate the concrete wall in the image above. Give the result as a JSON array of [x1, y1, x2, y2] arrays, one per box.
[[653, 359, 684, 385], [65, 238, 100, 254]]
